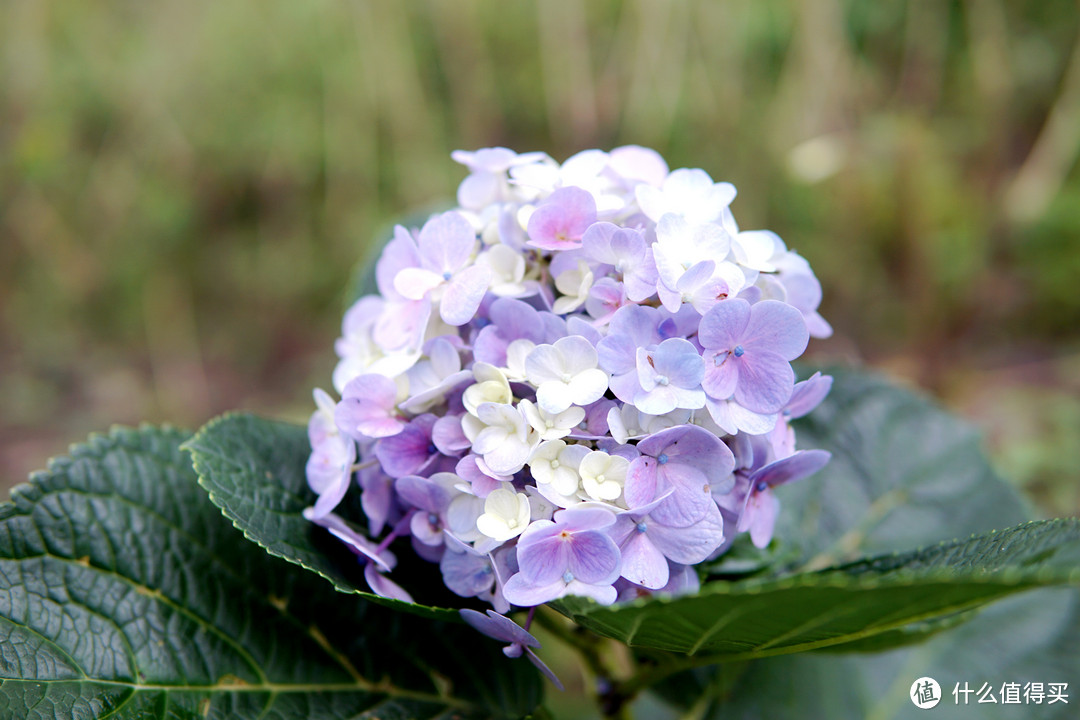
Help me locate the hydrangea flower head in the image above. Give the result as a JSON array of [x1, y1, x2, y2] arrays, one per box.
[[304, 146, 833, 682]]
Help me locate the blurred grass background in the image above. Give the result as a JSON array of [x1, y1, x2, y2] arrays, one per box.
[[1, 0, 1078, 518]]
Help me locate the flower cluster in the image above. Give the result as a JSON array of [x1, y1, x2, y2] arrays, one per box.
[[305, 146, 832, 617]]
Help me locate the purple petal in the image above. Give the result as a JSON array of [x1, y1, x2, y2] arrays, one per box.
[[702, 349, 740, 400], [395, 474, 453, 514], [502, 573, 566, 607], [365, 564, 414, 602], [698, 298, 751, 351], [625, 456, 659, 509], [649, 463, 712, 528], [374, 415, 437, 478], [619, 531, 670, 590], [749, 449, 832, 489], [443, 552, 497, 598], [648, 502, 725, 565], [525, 649, 565, 691], [566, 532, 621, 585], [742, 300, 809, 360], [732, 351, 795, 414], [441, 264, 492, 326], [418, 211, 476, 273], [459, 609, 540, 648], [526, 187, 597, 251], [786, 372, 833, 419]]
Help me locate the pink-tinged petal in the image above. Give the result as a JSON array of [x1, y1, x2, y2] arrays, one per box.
[[441, 264, 491, 326], [648, 502, 725, 565], [410, 512, 444, 546], [502, 574, 566, 607], [732, 351, 795, 414], [749, 449, 831, 489], [609, 145, 669, 186], [526, 187, 597, 251], [455, 455, 501, 497], [619, 532, 669, 589], [418, 211, 477, 273], [365, 564, 414, 602], [581, 221, 620, 264], [394, 267, 444, 301], [457, 171, 499, 209], [698, 298, 751, 350], [375, 226, 420, 300], [746, 489, 780, 549], [742, 300, 809, 360], [432, 415, 470, 455], [625, 456, 659, 509], [702, 350, 739, 400]]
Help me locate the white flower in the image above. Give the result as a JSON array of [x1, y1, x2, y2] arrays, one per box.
[[635, 168, 736, 225], [579, 451, 629, 502], [400, 338, 471, 413], [503, 339, 535, 382], [476, 487, 532, 541], [606, 404, 692, 444], [527, 440, 590, 496], [732, 229, 785, 273], [463, 362, 512, 415], [461, 402, 537, 475], [552, 260, 594, 315], [524, 336, 608, 414], [519, 398, 586, 441], [476, 244, 531, 297]]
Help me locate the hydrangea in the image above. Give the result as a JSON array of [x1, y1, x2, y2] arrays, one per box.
[[305, 145, 833, 682]]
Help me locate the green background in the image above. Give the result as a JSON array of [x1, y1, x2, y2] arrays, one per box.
[[2, 0, 1078, 520]]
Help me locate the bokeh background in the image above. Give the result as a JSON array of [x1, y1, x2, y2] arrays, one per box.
[[3, 0, 1078, 523]]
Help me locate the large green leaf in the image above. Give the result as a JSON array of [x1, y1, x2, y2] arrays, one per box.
[[0, 427, 541, 719], [652, 586, 1080, 720], [185, 413, 460, 620], [778, 365, 1034, 567], [555, 518, 1080, 656]]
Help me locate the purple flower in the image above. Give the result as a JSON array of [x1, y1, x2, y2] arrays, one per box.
[[473, 297, 564, 366], [336, 374, 405, 440], [625, 425, 734, 528], [633, 338, 706, 415], [611, 499, 724, 589], [502, 506, 621, 606], [460, 609, 563, 690], [698, 298, 809, 414], [393, 211, 492, 326], [374, 414, 441, 478], [526, 187, 597, 251], [737, 449, 831, 548], [394, 472, 462, 546], [305, 433, 356, 520], [582, 223, 658, 302]]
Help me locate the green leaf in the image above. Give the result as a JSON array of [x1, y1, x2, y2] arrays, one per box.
[[555, 518, 1080, 657], [185, 413, 460, 620], [777, 366, 1034, 568], [656, 587, 1080, 720], [0, 426, 541, 719]]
